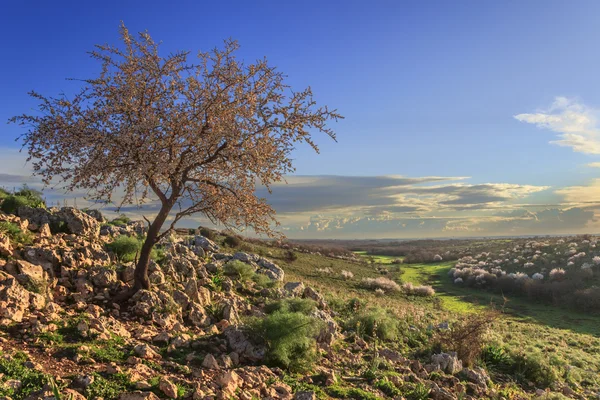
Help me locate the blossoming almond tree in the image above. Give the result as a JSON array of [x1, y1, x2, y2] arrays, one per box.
[[10, 24, 342, 296]]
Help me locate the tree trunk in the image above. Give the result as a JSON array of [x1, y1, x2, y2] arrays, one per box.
[[133, 201, 173, 291]]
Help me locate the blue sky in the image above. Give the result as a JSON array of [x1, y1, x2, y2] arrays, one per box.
[[2, 1, 600, 238]]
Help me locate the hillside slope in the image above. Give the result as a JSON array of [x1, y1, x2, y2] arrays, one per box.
[[0, 207, 596, 399]]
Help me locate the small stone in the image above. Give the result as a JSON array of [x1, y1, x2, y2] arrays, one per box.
[[201, 353, 219, 370], [159, 378, 178, 399], [119, 392, 161, 400], [295, 391, 316, 400], [133, 344, 161, 360]]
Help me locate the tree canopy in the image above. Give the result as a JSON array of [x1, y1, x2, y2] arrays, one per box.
[[11, 23, 342, 292]]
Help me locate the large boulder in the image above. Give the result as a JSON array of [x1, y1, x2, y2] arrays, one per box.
[[15, 259, 46, 281], [83, 209, 106, 223], [462, 367, 489, 389], [0, 233, 13, 258], [0, 274, 31, 324], [23, 246, 61, 275], [257, 258, 284, 281], [194, 235, 219, 253], [17, 206, 53, 227], [233, 252, 259, 263], [284, 282, 305, 297], [187, 303, 210, 327], [430, 352, 463, 375], [58, 207, 100, 238], [89, 266, 118, 288], [223, 326, 266, 363]]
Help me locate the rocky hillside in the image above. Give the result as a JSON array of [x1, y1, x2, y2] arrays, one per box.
[[0, 206, 582, 400]]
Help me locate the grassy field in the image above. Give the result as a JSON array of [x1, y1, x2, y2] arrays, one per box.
[[239, 242, 600, 390], [352, 251, 403, 264], [400, 262, 600, 336]]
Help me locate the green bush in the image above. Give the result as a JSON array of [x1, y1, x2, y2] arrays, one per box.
[[0, 188, 9, 200], [0, 186, 45, 215], [346, 307, 399, 342], [374, 378, 400, 396], [326, 385, 381, 400], [199, 226, 216, 240], [1, 195, 44, 215], [251, 272, 278, 289], [0, 352, 49, 400], [108, 214, 131, 226], [85, 372, 133, 400], [0, 221, 34, 246], [223, 260, 255, 281], [106, 235, 142, 262], [265, 298, 316, 315], [249, 310, 322, 371], [481, 345, 559, 388], [509, 352, 560, 388], [224, 234, 242, 248], [284, 250, 298, 262]]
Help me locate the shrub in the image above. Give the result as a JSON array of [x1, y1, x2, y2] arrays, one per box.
[[434, 311, 497, 366], [85, 372, 133, 400], [374, 378, 401, 396], [481, 345, 513, 373], [483, 345, 559, 388], [223, 235, 242, 248], [199, 226, 216, 240], [346, 307, 399, 341], [361, 277, 401, 292], [284, 250, 298, 262], [549, 268, 566, 281], [264, 298, 316, 315], [0, 351, 49, 400], [249, 311, 322, 371], [340, 270, 354, 280], [1, 194, 44, 215], [316, 267, 334, 275], [108, 214, 131, 226], [251, 272, 278, 289], [402, 282, 435, 297], [106, 235, 142, 262], [223, 260, 255, 281]]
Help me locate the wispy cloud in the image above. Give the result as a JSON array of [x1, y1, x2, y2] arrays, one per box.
[[515, 97, 600, 154]]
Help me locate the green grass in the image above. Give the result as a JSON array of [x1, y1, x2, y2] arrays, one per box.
[[400, 261, 600, 335], [0, 351, 49, 400], [353, 251, 403, 264], [243, 242, 600, 392]]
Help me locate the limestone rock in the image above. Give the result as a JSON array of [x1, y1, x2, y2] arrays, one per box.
[[194, 235, 219, 252], [158, 378, 178, 399], [57, 207, 100, 238], [284, 281, 305, 297], [430, 352, 463, 375], [202, 353, 219, 370]]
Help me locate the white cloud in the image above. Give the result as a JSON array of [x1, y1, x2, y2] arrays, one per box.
[[587, 162, 600, 168], [556, 178, 600, 204], [514, 97, 600, 154]]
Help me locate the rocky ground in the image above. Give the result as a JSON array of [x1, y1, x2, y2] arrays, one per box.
[[0, 206, 573, 399]]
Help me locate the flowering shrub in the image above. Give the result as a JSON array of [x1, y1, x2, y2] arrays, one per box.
[[448, 236, 600, 313], [402, 282, 435, 297], [549, 268, 566, 281], [340, 270, 354, 280], [360, 277, 401, 292]]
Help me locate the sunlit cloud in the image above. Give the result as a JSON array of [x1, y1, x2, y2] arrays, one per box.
[[515, 97, 600, 154], [555, 178, 600, 205]]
